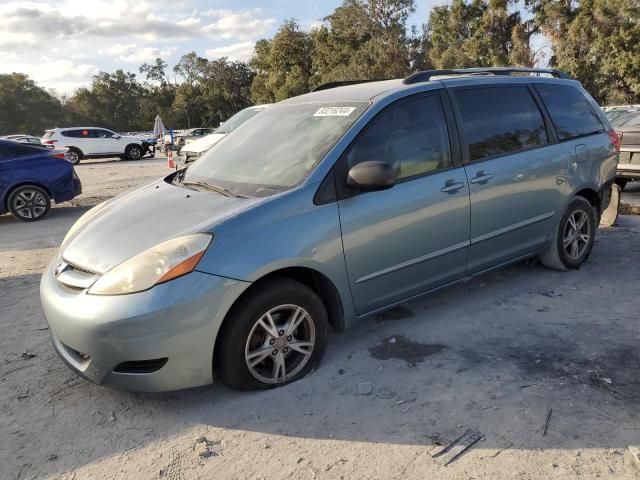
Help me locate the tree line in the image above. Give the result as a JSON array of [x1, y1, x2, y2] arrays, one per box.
[[1, 0, 638, 136]]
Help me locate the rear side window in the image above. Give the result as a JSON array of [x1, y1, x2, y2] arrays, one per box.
[[62, 129, 91, 138], [345, 94, 452, 180], [5, 142, 41, 157], [535, 84, 604, 140], [455, 86, 548, 162]]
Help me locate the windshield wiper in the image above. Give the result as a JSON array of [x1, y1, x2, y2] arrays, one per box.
[[181, 180, 247, 198]]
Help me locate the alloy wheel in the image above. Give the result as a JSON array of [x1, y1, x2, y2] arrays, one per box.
[[65, 150, 79, 162], [129, 147, 142, 160], [244, 304, 316, 385], [12, 188, 49, 220], [563, 210, 591, 260]]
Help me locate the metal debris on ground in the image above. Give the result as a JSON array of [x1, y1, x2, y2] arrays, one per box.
[[195, 436, 220, 459], [17, 387, 29, 400], [542, 408, 553, 436], [18, 351, 36, 360], [431, 429, 482, 466], [481, 443, 513, 459], [357, 382, 373, 395], [538, 290, 562, 298], [594, 372, 633, 399], [376, 387, 395, 399]]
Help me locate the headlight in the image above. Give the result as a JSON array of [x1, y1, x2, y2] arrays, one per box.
[[88, 234, 212, 295], [61, 201, 109, 247]]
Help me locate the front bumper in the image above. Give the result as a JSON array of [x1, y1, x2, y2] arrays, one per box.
[[40, 261, 250, 391]]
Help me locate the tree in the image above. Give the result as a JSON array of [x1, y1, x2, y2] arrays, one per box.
[[249, 19, 312, 103], [0, 73, 63, 135], [531, 0, 640, 104], [172, 52, 209, 127], [310, 0, 416, 86], [65, 70, 145, 131], [425, 0, 534, 69]]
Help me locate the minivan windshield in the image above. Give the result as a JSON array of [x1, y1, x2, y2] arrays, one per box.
[[181, 101, 368, 197]]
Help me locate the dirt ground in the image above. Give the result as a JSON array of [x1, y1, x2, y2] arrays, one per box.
[[1, 157, 640, 480]]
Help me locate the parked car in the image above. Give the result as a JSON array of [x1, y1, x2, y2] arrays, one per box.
[[2, 134, 52, 148], [41, 128, 153, 164], [179, 105, 270, 165], [0, 140, 81, 221], [165, 128, 215, 147], [40, 67, 618, 392], [609, 110, 640, 189]]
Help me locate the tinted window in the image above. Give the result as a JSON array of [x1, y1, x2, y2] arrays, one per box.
[[62, 129, 91, 138], [5, 142, 41, 157], [456, 87, 548, 162], [345, 94, 451, 180], [535, 84, 604, 140]]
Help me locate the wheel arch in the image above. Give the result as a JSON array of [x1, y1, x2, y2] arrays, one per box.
[[66, 146, 84, 157], [214, 266, 345, 363], [574, 187, 601, 214]]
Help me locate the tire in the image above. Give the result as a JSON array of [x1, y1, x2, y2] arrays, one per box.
[[126, 145, 143, 161], [615, 178, 628, 191], [215, 278, 329, 390], [65, 148, 81, 165], [7, 185, 51, 222], [540, 197, 596, 271]]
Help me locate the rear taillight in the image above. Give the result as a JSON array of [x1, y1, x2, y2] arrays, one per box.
[[43, 139, 57, 144], [52, 152, 66, 159], [608, 130, 621, 152]]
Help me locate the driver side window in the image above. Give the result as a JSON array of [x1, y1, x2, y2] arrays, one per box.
[[346, 94, 451, 181]]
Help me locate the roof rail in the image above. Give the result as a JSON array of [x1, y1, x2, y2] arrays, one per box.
[[403, 67, 573, 85], [311, 79, 389, 92]]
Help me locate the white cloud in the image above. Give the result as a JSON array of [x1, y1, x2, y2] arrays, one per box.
[[206, 42, 255, 62], [0, 1, 277, 92], [101, 44, 177, 63]]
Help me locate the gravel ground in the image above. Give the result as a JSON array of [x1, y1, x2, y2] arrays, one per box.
[[1, 158, 640, 480]]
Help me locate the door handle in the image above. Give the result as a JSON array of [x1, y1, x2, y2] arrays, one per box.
[[440, 181, 465, 193], [470, 172, 493, 184]]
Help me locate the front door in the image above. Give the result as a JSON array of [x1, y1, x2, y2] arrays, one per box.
[[337, 92, 471, 315], [450, 85, 568, 273]]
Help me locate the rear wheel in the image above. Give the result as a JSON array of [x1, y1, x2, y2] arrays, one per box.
[[215, 278, 329, 390], [126, 145, 143, 161], [7, 185, 51, 222], [540, 197, 596, 270], [65, 148, 81, 165]]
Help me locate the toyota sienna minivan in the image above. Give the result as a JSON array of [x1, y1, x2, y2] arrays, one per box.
[[40, 68, 619, 392]]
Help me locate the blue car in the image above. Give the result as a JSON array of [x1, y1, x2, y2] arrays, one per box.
[[0, 140, 82, 221]]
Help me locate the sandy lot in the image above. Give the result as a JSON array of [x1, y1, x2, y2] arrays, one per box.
[[1, 158, 640, 480]]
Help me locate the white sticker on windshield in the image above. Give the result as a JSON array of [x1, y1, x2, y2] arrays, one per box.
[[313, 106, 356, 117]]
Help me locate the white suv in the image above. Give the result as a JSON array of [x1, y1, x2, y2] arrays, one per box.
[[41, 127, 151, 164]]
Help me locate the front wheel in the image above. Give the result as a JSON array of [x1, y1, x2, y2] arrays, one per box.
[[126, 145, 143, 161], [540, 197, 596, 270], [8, 185, 51, 221], [215, 278, 329, 390]]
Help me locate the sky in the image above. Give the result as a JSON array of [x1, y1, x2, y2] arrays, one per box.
[[0, 0, 444, 95]]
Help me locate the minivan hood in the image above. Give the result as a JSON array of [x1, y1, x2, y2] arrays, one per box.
[[62, 178, 261, 274], [181, 133, 226, 153]]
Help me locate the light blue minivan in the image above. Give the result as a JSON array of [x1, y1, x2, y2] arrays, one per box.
[[40, 68, 619, 391]]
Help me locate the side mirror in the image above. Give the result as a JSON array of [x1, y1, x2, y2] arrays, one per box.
[[112, 134, 120, 139], [347, 161, 397, 191]]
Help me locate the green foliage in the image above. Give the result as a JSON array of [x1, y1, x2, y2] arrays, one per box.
[[534, 0, 640, 104], [249, 20, 312, 103], [0, 73, 63, 135]]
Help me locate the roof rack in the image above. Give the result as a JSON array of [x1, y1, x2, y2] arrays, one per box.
[[311, 79, 389, 92], [403, 67, 573, 85]]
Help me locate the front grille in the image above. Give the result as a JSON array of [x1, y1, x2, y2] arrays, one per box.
[[113, 358, 168, 374], [55, 259, 99, 291]]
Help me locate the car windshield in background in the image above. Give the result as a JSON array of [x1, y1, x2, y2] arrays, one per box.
[[182, 102, 369, 197], [611, 111, 640, 128], [215, 107, 266, 134]]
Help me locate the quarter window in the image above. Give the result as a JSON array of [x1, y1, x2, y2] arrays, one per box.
[[455, 86, 548, 162], [535, 84, 604, 141], [345, 94, 452, 180]]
